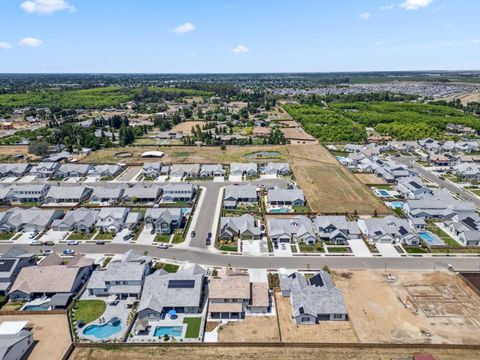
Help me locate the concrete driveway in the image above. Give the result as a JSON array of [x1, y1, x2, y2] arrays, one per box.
[[135, 226, 156, 245], [213, 176, 225, 182], [112, 228, 131, 243], [376, 243, 401, 257], [16, 232, 37, 244], [228, 175, 242, 182], [273, 242, 292, 256], [348, 239, 372, 257], [242, 239, 268, 255], [16, 175, 36, 183], [83, 176, 100, 183], [40, 229, 69, 244]]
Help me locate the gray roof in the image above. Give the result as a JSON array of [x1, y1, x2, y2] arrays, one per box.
[[267, 189, 304, 203], [57, 163, 91, 175], [122, 186, 161, 199], [280, 271, 347, 316], [162, 183, 195, 193], [224, 184, 258, 201], [200, 164, 224, 173], [314, 216, 360, 238], [46, 186, 90, 200], [89, 164, 123, 176], [144, 208, 183, 223], [138, 264, 205, 314], [170, 164, 200, 175], [0, 328, 32, 360], [268, 216, 316, 242], [230, 162, 257, 173], [91, 187, 124, 200], [220, 214, 261, 237], [51, 208, 98, 229]]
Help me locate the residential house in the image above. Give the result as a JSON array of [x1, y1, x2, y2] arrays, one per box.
[[51, 208, 99, 233], [8, 254, 93, 301], [0, 164, 31, 178], [199, 164, 225, 177], [0, 246, 36, 296], [387, 141, 419, 153], [280, 270, 347, 324], [144, 208, 184, 234], [219, 214, 261, 240], [161, 184, 196, 203], [229, 163, 258, 177], [267, 188, 305, 206], [89, 187, 124, 205], [429, 154, 450, 167], [268, 216, 317, 245], [252, 127, 271, 138], [358, 216, 419, 245], [44, 186, 92, 204], [313, 216, 361, 244], [445, 213, 480, 247], [0, 207, 64, 233], [0, 321, 34, 360], [96, 207, 140, 233], [170, 164, 200, 178], [87, 250, 152, 299], [7, 184, 50, 204], [122, 186, 162, 203], [29, 162, 60, 178], [418, 138, 441, 153], [223, 185, 258, 209], [396, 176, 433, 199], [208, 267, 269, 320], [453, 163, 480, 181], [142, 163, 162, 178], [137, 264, 205, 321], [262, 162, 291, 176], [55, 163, 91, 178], [89, 164, 124, 178]]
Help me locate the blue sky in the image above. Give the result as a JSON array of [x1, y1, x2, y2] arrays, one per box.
[[0, 0, 479, 73]]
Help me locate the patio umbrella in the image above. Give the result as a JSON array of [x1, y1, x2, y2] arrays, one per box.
[[167, 309, 177, 318]]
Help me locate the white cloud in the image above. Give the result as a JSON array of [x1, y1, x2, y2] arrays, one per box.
[[231, 44, 249, 54], [400, 0, 433, 10], [21, 0, 75, 15], [173, 22, 196, 34], [18, 37, 43, 47], [359, 12, 371, 20], [471, 39, 480, 44], [380, 4, 395, 10], [0, 42, 12, 50]]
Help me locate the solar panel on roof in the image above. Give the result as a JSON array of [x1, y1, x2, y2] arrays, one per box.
[[0, 259, 15, 272], [168, 279, 195, 289], [463, 217, 479, 231], [309, 274, 324, 288], [398, 226, 408, 236], [410, 181, 422, 189], [299, 306, 304, 314]]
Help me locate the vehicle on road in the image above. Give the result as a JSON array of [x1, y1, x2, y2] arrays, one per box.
[[43, 241, 54, 246], [191, 231, 196, 237], [41, 249, 53, 255], [123, 232, 134, 241], [63, 249, 75, 255], [67, 240, 79, 246], [95, 240, 105, 245], [29, 240, 42, 246], [156, 243, 170, 249]]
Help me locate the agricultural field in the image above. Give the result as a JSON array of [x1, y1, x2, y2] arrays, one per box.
[[171, 121, 208, 135], [284, 101, 480, 141], [84, 145, 290, 164], [287, 144, 389, 215]]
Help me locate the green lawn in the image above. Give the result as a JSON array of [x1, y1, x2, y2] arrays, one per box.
[[220, 245, 238, 252], [299, 242, 324, 253], [154, 262, 179, 273], [74, 300, 106, 324], [183, 317, 202, 339], [154, 234, 171, 243], [426, 224, 461, 248], [94, 232, 114, 240], [292, 205, 310, 213], [327, 246, 350, 253], [171, 230, 184, 244], [68, 232, 93, 240], [0, 233, 14, 240], [404, 246, 428, 254]]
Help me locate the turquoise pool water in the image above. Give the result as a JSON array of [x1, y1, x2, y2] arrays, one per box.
[[153, 326, 183, 337], [388, 201, 404, 209], [418, 231, 444, 246], [83, 318, 122, 339], [270, 208, 289, 213], [23, 303, 50, 311], [378, 190, 390, 197]]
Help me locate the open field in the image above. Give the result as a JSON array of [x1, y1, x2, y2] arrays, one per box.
[[71, 346, 480, 360], [287, 144, 389, 215], [334, 270, 480, 344], [171, 121, 208, 135], [354, 173, 387, 185], [275, 292, 357, 343], [0, 145, 36, 162], [84, 145, 290, 164], [280, 127, 317, 142], [0, 314, 71, 360], [217, 315, 280, 342]]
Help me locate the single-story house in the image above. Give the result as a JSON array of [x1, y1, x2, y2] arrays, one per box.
[[88, 164, 124, 178], [170, 164, 201, 178], [7, 184, 50, 204], [142, 163, 162, 178], [262, 162, 291, 176], [267, 216, 317, 245], [51, 208, 99, 233], [0, 164, 31, 178], [161, 184, 196, 203], [199, 164, 225, 177], [44, 186, 92, 204], [122, 186, 162, 203], [358, 216, 419, 245], [267, 188, 305, 206], [55, 163, 92, 178], [313, 216, 361, 244], [0, 207, 64, 233], [29, 162, 60, 178], [229, 163, 258, 177], [89, 187, 124, 205], [223, 185, 258, 209], [219, 214, 261, 240], [144, 208, 184, 234], [0, 246, 36, 296]]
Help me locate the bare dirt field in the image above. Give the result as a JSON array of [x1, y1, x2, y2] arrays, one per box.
[[0, 145, 37, 162], [442, 92, 480, 105], [71, 346, 480, 360], [334, 270, 480, 345], [275, 292, 357, 343], [280, 127, 317, 142], [84, 145, 290, 164], [287, 144, 390, 215], [217, 315, 280, 342], [0, 314, 71, 360], [171, 121, 208, 135], [355, 173, 387, 185]]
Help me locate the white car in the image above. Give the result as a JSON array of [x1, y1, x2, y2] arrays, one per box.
[[41, 249, 53, 255], [67, 240, 79, 246], [156, 243, 170, 249]]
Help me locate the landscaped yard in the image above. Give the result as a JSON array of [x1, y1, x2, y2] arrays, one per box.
[[154, 262, 179, 273], [0, 232, 14, 240], [183, 317, 202, 339], [299, 242, 324, 253], [171, 229, 184, 244], [154, 234, 171, 243], [404, 246, 428, 254], [326, 246, 351, 253], [74, 300, 106, 324], [68, 232, 94, 240], [94, 232, 114, 240], [427, 224, 461, 248], [292, 205, 310, 213]]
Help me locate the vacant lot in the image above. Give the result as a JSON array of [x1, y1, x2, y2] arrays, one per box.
[[172, 121, 208, 135], [354, 173, 387, 185], [335, 270, 480, 344], [217, 315, 280, 342], [0, 314, 71, 360], [84, 145, 290, 164], [0, 145, 35, 162], [280, 127, 317, 142], [275, 292, 357, 343], [288, 144, 389, 215], [71, 346, 480, 360]]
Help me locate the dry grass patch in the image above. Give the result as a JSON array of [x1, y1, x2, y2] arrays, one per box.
[[354, 173, 387, 185], [171, 121, 208, 135], [217, 316, 280, 342]]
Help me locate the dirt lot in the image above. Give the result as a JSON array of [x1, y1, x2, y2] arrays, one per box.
[[171, 121, 208, 135], [355, 173, 387, 185], [0, 145, 37, 162], [0, 314, 71, 360], [274, 292, 357, 343], [71, 346, 480, 360], [84, 145, 290, 164], [287, 144, 389, 215], [280, 127, 317, 142], [334, 270, 480, 344], [217, 316, 280, 342]]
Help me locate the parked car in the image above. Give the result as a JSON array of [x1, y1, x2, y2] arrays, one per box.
[[41, 249, 53, 255], [42, 241, 54, 246], [29, 240, 42, 246], [67, 240, 79, 246], [191, 231, 196, 237], [206, 238, 211, 246], [207, 232, 212, 239], [157, 243, 169, 249], [63, 249, 75, 255], [123, 232, 134, 241], [95, 240, 105, 245]]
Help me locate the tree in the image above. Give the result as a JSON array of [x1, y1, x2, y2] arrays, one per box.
[[28, 142, 49, 157]]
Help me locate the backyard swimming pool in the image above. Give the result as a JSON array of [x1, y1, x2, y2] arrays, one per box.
[[153, 326, 183, 337], [83, 318, 123, 339], [418, 231, 444, 246], [378, 190, 390, 197], [269, 208, 290, 213], [388, 201, 404, 209], [23, 302, 50, 311]]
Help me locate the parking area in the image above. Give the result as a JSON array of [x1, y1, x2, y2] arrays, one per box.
[[242, 239, 268, 255], [135, 225, 156, 245], [39, 229, 69, 244], [111, 228, 132, 243], [376, 243, 401, 257], [15, 231, 38, 244], [273, 242, 292, 256], [213, 176, 224, 182], [228, 175, 242, 182], [347, 239, 372, 257]]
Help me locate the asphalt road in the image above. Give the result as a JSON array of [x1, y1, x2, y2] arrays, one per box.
[[1, 243, 479, 271], [396, 156, 480, 207]]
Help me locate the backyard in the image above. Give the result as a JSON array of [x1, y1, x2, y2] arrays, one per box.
[[74, 300, 106, 324], [183, 317, 202, 339]]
